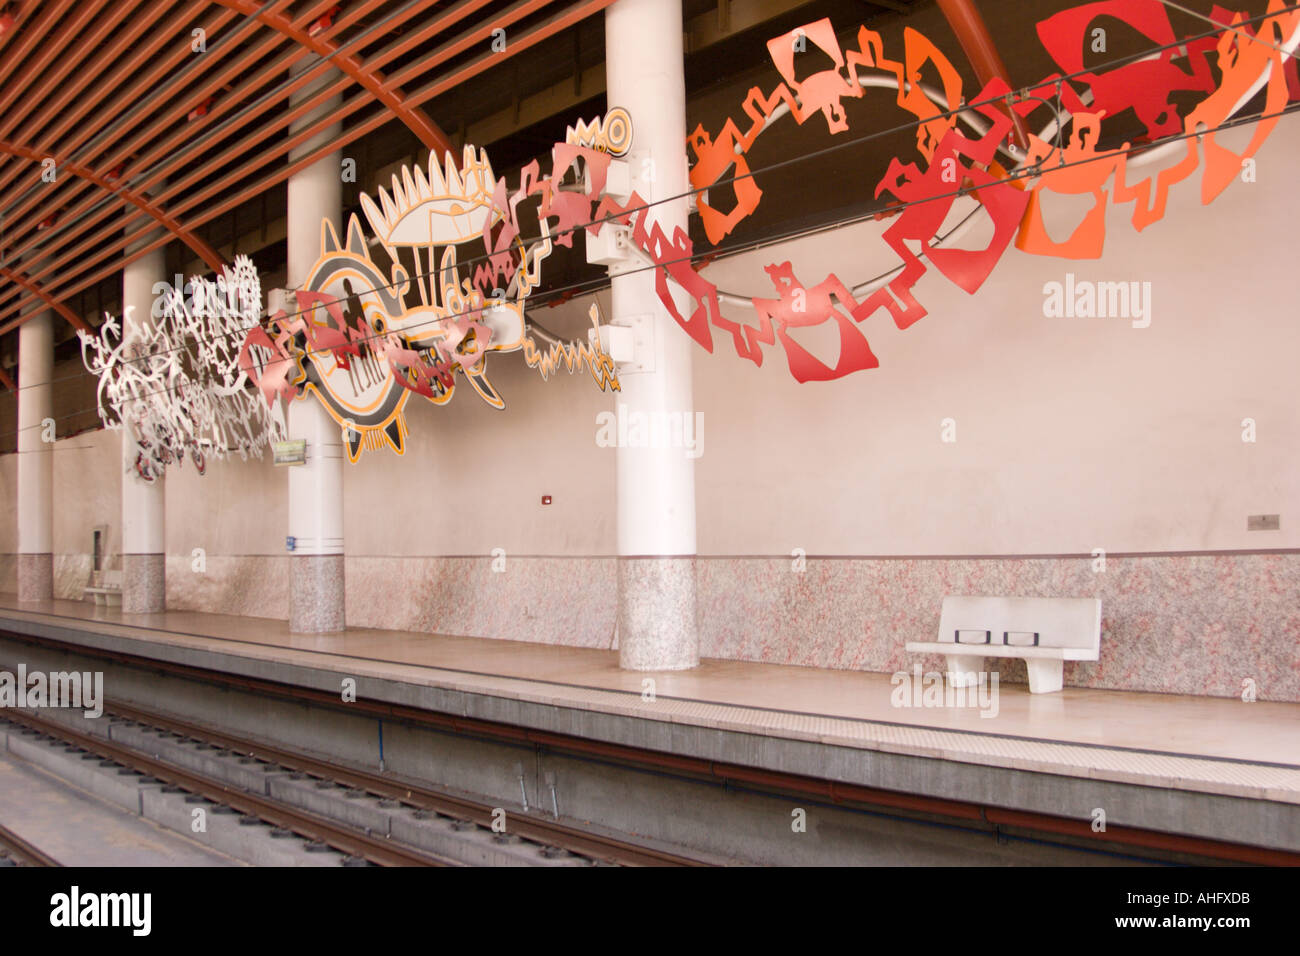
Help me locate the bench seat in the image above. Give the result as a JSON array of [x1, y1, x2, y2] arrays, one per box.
[[84, 570, 123, 607], [905, 596, 1101, 694]]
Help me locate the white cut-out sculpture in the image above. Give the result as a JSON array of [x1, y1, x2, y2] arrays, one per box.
[[79, 255, 286, 481]]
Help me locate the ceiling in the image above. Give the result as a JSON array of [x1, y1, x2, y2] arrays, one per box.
[[0, 0, 628, 344]]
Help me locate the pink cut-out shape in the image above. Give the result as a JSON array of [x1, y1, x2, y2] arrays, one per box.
[[476, 174, 523, 295], [766, 18, 861, 134], [239, 319, 300, 408], [751, 263, 878, 383], [532, 143, 611, 248]]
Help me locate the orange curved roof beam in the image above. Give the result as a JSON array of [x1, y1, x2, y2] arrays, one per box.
[[210, 0, 453, 154], [0, 0, 458, 299], [0, 0, 618, 326], [0, 265, 90, 333], [0, 140, 225, 274], [0, 0, 510, 308]]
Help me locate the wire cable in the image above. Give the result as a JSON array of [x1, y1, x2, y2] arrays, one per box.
[[3, 95, 1297, 447]]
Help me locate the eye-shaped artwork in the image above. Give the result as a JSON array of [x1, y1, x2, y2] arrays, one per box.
[[239, 112, 631, 463]]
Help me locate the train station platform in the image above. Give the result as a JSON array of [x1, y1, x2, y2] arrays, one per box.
[[1, 595, 1297, 858]]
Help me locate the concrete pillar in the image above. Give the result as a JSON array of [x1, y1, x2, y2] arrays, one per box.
[[286, 66, 345, 633], [121, 246, 167, 612], [606, 0, 699, 670], [17, 307, 53, 601]]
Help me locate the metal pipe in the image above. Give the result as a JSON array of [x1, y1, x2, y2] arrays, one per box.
[[935, 0, 1029, 151]]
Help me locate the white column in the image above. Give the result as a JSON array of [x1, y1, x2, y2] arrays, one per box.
[[606, 0, 699, 670], [17, 306, 53, 601], [286, 65, 345, 633], [121, 245, 167, 612]]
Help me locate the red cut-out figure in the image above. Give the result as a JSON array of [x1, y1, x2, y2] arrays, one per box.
[[1114, 1, 1300, 229], [630, 208, 723, 355], [1034, 0, 1216, 141], [858, 80, 1029, 330], [290, 290, 361, 371], [751, 263, 878, 383]]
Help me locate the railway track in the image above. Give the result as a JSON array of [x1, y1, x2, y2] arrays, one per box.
[[0, 821, 60, 867], [2, 707, 454, 867], [99, 699, 702, 866], [2, 632, 1294, 866], [0, 690, 703, 867]]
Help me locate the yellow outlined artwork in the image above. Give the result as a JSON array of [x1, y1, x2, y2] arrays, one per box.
[[240, 116, 630, 463]]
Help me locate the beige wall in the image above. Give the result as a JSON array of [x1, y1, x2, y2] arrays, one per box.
[[52, 426, 121, 560], [163, 442, 287, 559], [688, 118, 1300, 556]]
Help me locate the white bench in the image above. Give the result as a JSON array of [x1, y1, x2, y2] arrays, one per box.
[[84, 570, 123, 607], [905, 596, 1101, 694]]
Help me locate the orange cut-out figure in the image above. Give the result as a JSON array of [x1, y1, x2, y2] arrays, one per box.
[[1115, 1, 1300, 229], [1017, 113, 1127, 259], [688, 122, 765, 245]]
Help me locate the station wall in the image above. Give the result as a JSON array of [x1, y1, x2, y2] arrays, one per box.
[[4, 117, 1297, 701]]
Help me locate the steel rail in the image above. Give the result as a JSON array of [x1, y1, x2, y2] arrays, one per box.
[[102, 697, 703, 867], [0, 821, 61, 867], [3, 708, 454, 867]]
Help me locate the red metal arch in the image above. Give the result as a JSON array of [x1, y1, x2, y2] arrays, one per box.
[[0, 141, 224, 275], [0, 264, 90, 333], [211, 0, 454, 154]]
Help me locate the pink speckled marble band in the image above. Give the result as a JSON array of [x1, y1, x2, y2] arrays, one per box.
[[17, 553, 52, 602], [290, 554, 344, 633], [617, 556, 699, 671], [123, 553, 165, 613], [695, 553, 1300, 702], [344, 555, 616, 649], [112, 550, 1300, 700]]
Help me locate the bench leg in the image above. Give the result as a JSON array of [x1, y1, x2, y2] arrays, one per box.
[[1025, 659, 1064, 694], [944, 654, 985, 688]]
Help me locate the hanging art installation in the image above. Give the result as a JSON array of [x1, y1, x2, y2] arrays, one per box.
[[645, 0, 1300, 383], [238, 110, 632, 462], [80, 2, 1300, 471], [79, 256, 283, 481]]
